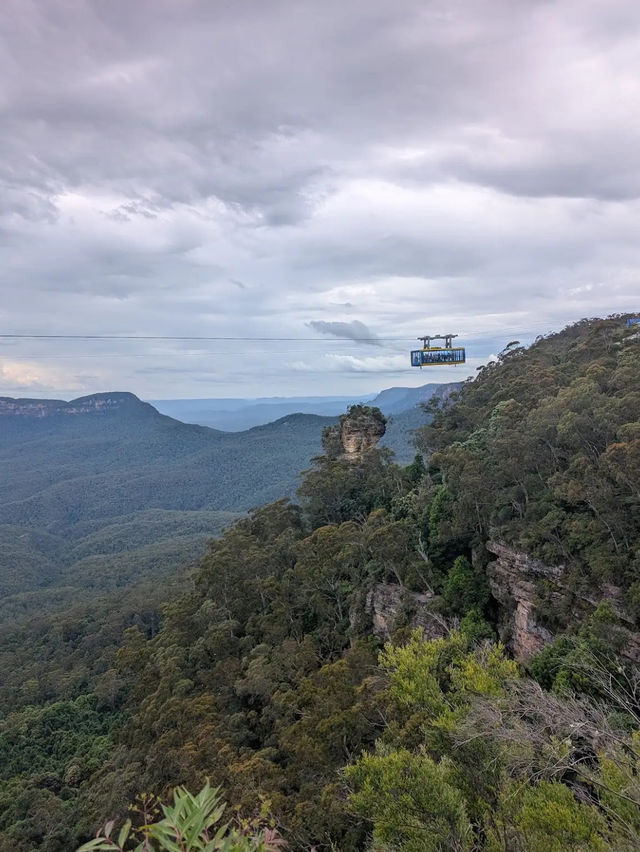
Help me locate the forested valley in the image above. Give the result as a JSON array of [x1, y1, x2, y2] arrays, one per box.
[[1, 316, 639, 851]]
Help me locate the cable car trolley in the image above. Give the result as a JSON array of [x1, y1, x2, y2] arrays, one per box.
[[411, 333, 466, 368]]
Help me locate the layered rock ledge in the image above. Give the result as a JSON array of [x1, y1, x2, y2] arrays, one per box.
[[486, 540, 640, 663]]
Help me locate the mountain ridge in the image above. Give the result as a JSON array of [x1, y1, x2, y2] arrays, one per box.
[[0, 391, 160, 419], [369, 380, 461, 414]]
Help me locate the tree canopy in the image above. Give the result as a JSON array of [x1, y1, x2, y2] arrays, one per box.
[[1, 316, 639, 851]]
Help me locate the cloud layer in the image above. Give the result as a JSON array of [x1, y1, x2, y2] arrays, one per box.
[[1, 0, 639, 397], [307, 320, 381, 346]]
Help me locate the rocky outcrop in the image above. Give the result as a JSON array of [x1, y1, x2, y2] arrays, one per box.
[[486, 540, 640, 663], [340, 406, 386, 459], [362, 583, 448, 641], [486, 542, 558, 661], [0, 392, 149, 418]]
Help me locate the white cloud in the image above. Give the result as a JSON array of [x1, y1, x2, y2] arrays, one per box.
[[0, 360, 77, 392]]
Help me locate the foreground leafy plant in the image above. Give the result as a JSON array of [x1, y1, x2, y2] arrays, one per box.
[[77, 783, 284, 852]]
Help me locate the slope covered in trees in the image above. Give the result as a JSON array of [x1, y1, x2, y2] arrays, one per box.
[[1, 317, 639, 851], [0, 396, 329, 528], [0, 389, 422, 619], [0, 397, 328, 634], [416, 316, 640, 607]]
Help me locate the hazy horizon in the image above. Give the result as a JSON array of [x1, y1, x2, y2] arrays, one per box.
[[1, 379, 453, 404]]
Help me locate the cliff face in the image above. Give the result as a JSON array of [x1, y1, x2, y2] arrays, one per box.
[[486, 540, 640, 663], [0, 392, 150, 418], [361, 543, 640, 664], [485, 542, 557, 661], [340, 407, 386, 458], [352, 583, 448, 642]]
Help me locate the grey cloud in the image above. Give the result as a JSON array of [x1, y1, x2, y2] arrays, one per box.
[[1, 0, 640, 397], [437, 136, 640, 203], [135, 366, 201, 376], [106, 200, 160, 222], [308, 320, 381, 346], [7, 0, 633, 224]]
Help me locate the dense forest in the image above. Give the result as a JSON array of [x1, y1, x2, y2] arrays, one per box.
[[1, 316, 639, 851], [0, 389, 422, 627]]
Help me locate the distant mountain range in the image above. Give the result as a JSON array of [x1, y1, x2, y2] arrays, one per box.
[[151, 381, 461, 430], [0, 382, 460, 619], [370, 381, 461, 414], [150, 395, 368, 432]]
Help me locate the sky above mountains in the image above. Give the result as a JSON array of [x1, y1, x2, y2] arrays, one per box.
[[2, 0, 639, 398]]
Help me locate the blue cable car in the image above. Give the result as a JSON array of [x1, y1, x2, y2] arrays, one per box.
[[626, 317, 640, 327], [411, 333, 466, 367]]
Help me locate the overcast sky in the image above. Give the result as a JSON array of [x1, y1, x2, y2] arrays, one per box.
[[1, 0, 639, 399]]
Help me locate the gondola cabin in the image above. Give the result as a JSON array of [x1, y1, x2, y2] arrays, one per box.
[[411, 346, 466, 366], [627, 317, 640, 327], [411, 333, 465, 367]]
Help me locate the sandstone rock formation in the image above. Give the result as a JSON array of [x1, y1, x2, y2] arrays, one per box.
[[486, 540, 640, 663], [339, 405, 386, 459], [361, 583, 448, 641]]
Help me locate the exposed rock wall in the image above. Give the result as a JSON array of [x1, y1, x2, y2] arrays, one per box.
[[340, 407, 386, 459], [361, 583, 448, 641], [486, 540, 640, 663]]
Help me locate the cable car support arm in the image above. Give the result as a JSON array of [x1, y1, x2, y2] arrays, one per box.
[[417, 333, 458, 349]]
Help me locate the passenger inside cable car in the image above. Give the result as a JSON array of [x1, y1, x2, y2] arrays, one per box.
[[410, 347, 466, 366]]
